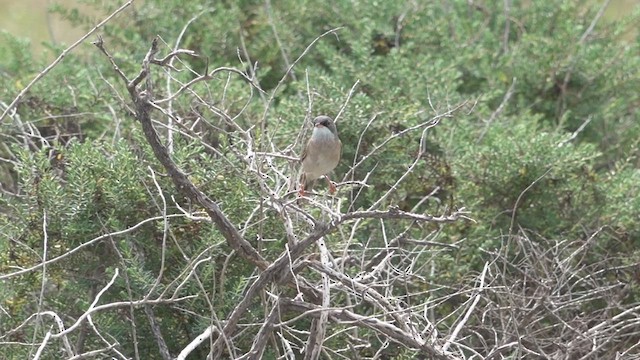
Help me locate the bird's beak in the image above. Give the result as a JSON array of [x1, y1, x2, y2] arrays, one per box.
[[315, 123, 324, 128]]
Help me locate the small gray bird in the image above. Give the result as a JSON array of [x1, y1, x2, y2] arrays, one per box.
[[299, 115, 342, 196]]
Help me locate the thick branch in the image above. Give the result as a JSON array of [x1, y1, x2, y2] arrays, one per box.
[[94, 38, 270, 271]]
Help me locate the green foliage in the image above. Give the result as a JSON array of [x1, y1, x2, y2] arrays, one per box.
[[0, 31, 35, 77], [1, 0, 639, 358], [0, 138, 233, 356], [454, 114, 601, 236]]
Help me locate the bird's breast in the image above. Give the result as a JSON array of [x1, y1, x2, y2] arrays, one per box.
[[302, 129, 341, 179]]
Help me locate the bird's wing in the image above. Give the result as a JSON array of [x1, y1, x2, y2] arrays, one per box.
[[300, 136, 314, 163], [300, 143, 308, 163]]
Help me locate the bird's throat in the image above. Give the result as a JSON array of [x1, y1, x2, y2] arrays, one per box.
[[312, 126, 336, 143]]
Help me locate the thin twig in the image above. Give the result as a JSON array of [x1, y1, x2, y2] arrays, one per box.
[[443, 262, 489, 351], [0, 1, 133, 122]]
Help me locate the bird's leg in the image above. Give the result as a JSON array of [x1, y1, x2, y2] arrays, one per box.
[[325, 176, 336, 194], [298, 174, 307, 197]]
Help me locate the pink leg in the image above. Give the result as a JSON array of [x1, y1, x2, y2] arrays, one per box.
[[299, 174, 307, 196], [326, 176, 336, 194]]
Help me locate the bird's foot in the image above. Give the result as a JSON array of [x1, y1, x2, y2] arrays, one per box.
[[327, 178, 337, 194]]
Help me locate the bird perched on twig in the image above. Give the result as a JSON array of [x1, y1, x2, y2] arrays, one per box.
[[299, 115, 342, 196]]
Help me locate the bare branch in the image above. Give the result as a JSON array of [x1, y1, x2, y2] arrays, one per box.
[[0, 1, 133, 122], [280, 298, 461, 360]]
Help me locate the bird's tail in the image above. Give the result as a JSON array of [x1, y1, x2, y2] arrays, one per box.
[[299, 173, 316, 194]]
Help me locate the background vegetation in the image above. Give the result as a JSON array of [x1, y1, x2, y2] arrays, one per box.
[[1, 0, 639, 359]]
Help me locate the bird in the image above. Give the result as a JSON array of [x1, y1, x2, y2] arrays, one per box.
[[299, 115, 342, 196]]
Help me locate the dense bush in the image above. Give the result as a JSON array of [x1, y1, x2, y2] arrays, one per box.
[[1, 0, 639, 359]]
